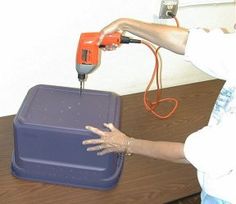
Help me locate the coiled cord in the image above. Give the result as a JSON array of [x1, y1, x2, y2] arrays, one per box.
[[142, 17, 179, 119]]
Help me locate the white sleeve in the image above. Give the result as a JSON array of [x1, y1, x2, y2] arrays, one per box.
[[184, 115, 236, 177], [184, 29, 236, 82]]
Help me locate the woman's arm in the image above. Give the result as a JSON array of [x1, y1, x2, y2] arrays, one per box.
[[98, 18, 189, 55], [83, 123, 188, 164], [129, 139, 187, 163]]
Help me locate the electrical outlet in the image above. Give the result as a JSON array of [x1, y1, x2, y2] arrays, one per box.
[[159, 0, 178, 19]]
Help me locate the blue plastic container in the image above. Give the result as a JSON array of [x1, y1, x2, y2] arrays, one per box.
[[11, 84, 123, 190]]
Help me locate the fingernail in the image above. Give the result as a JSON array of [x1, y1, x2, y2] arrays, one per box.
[[82, 141, 88, 145]]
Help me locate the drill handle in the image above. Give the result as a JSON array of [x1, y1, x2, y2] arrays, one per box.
[[99, 34, 141, 48]]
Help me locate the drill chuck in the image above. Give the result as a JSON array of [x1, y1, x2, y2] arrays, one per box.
[[78, 73, 86, 82]]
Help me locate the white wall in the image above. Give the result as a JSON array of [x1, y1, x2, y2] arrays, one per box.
[[0, 0, 235, 116]]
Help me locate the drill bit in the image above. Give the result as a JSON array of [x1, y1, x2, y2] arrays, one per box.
[[79, 80, 83, 96], [78, 74, 86, 96]]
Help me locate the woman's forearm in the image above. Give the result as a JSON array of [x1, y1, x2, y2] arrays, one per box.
[[104, 18, 189, 55], [84, 124, 188, 163], [128, 138, 188, 163]]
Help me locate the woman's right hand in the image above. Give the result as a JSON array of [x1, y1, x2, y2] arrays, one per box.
[[98, 18, 128, 46]]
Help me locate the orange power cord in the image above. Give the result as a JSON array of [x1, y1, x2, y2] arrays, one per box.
[[142, 17, 179, 119]]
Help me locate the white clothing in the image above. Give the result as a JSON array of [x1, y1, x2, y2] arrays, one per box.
[[183, 28, 236, 203]]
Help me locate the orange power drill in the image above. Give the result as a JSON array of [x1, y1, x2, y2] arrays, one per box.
[[76, 32, 141, 94]]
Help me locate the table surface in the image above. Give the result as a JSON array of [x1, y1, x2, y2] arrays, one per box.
[[0, 79, 224, 204]]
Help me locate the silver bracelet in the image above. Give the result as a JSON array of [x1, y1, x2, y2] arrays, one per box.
[[125, 137, 134, 156]]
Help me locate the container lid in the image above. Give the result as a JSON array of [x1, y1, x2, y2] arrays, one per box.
[[17, 85, 120, 131]]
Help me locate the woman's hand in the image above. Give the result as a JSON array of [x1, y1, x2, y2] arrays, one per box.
[[82, 123, 130, 155], [98, 18, 128, 46]]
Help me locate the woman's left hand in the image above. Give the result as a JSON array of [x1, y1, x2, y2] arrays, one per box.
[[82, 123, 130, 155]]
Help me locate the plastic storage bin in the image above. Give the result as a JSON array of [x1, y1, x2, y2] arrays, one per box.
[[11, 84, 123, 190]]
